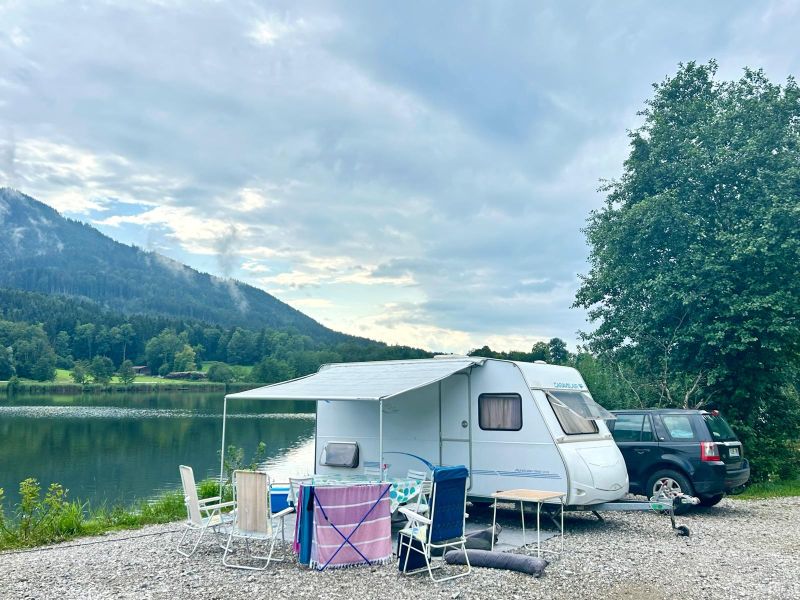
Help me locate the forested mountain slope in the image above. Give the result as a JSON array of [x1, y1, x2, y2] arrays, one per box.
[[0, 188, 341, 342]]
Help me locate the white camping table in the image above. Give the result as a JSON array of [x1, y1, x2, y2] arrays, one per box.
[[490, 489, 565, 558]]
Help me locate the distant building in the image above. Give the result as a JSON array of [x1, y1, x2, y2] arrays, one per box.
[[132, 366, 150, 376]]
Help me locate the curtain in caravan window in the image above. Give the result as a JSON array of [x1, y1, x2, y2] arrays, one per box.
[[478, 394, 523, 431], [546, 392, 599, 435]]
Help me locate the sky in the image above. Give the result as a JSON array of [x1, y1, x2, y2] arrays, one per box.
[[1, 1, 799, 353]]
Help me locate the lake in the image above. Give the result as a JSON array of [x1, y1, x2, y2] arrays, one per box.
[[0, 391, 316, 506]]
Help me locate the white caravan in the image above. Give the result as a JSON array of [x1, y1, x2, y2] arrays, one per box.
[[224, 356, 629, 506]]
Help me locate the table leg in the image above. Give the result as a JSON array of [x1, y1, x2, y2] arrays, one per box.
[[560, 497, 564, 554], [520, 500, 526, 547], [491, 498, 498, 552], [536, 502, 541, 559]]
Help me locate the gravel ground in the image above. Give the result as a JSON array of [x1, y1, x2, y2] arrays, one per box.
[[1, 497, 798, 600]]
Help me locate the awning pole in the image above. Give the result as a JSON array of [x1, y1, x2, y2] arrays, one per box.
[[379, 399, 384, 482], [219, 396, 228, 497]]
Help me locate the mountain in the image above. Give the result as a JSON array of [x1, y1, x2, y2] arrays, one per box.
[[0, 188, 345, 342]]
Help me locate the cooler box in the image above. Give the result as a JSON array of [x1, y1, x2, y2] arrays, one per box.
[[271, 485, 290, 512]]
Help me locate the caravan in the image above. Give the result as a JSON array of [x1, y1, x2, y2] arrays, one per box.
[[224, 356, 629, 506]]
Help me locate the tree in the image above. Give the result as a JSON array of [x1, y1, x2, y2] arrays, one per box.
[[89, 356, 115, 384], [53, 331, 71, 357], [251, 357, 294, 384], [11, 324, 56, 381], [0, 346, 15, 380], [144, 329, 184, 373], [574, 61, 800, 480], [548, 338, 569, 365], [227, 328, 258, 365], [71, 361, 89, 384], [73, 324, 96, 360], [118, 359, 136, 385], [207, 362, 234, 383], [173, 345, 197, 372], [529, 341, 551, 362]]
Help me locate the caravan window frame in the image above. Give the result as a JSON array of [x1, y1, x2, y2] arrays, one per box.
[[320, 441, 360, 468], [478, 393, 523, 431], [545, 391, 600, 436]]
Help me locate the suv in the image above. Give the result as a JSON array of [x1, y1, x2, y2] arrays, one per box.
[[608, 409, 750, 507]]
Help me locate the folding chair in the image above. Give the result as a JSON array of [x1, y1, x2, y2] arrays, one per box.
[[222, 470, 292, 570], [406, 468, 432, 515], [176, 465, 235, 557], [397, 465, 472, 582], [362, 465, 382, 479]]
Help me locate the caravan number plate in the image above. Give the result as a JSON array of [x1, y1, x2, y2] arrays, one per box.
[[729, 447, 740, 457]]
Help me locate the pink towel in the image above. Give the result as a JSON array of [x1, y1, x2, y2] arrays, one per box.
[[310, 484, 392, 569]]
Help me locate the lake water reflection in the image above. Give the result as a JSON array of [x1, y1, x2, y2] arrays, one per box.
[[0, 391, 315, 506]]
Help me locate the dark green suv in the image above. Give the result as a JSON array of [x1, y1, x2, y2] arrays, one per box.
[[609, 409, 750, 507]]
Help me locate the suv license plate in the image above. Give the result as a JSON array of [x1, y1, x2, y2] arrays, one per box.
[[729, 447, 740, 457]]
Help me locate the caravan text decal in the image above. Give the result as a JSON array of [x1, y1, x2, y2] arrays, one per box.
[[553, 382, 585, 390]]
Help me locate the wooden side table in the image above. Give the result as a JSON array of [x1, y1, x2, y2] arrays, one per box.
[[490, 489, 566, 557]]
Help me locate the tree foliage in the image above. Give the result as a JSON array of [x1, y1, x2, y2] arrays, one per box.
[[117, 360, 136, 385], [575, 61, 800, 480], [89, 356, 115, 384]]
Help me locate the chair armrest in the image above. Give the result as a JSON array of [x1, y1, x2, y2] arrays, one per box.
[[198, 496, 221, 505], [203, 500, 236, 511], [272, 506, 296, 519], [398, 507, 432, 525]]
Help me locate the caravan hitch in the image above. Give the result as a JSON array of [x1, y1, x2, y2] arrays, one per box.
[[649, 491, 699, 537]]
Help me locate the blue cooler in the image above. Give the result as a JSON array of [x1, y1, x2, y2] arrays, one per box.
[[271, 485, 291, 512]]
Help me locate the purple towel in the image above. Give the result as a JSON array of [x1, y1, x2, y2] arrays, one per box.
[[311, 484, 392, 569]]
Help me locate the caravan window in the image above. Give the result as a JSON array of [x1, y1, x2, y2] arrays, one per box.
[[478, 393, 523, 431], [321, 442, 359, 468], [546, 391, 599, 435]]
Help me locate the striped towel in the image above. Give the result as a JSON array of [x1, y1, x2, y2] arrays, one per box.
[[310, 484, 392, 570]]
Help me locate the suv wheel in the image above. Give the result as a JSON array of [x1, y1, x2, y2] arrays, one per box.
[[647, 469, 694, 514]]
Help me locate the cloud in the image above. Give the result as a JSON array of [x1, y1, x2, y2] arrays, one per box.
[[1, 1, 798, 352]]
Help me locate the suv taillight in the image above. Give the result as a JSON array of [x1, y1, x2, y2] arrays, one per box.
[[701, 441, 721, 462]]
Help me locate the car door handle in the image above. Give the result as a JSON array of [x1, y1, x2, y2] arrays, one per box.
[[634, 449, 650, 454]]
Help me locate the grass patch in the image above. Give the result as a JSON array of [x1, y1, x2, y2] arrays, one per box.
[[730, 479, 800, 499], [0, 477, 229, 551]]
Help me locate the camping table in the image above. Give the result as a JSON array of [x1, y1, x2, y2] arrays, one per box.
[[307, 475, 424, 513], [490, 489, 565, 558]]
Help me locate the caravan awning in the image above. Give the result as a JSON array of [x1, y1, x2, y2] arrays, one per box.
[[226, 358, 483, 402]]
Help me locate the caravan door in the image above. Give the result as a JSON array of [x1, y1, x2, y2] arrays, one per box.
[[439, 373, 472, 486]]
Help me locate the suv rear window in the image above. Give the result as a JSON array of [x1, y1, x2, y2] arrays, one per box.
[[661, 415, 698, 441], [703, 414, 738, 441]]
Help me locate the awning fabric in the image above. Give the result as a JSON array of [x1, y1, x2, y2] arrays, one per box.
[[226, 358, 483, 402]]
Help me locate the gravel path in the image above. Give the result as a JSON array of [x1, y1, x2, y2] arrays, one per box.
[[1, 497, 798, 599]]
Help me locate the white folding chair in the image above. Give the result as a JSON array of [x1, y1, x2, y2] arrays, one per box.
[[406, 468, 432, 516], [289, 476, 312, 508], [363, 465, 381, 479], [176, 465, 235, 557], [222, 470, 292, 570]]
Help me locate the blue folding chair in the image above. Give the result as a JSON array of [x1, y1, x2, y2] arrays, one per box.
[[397, 465, 472, 582]]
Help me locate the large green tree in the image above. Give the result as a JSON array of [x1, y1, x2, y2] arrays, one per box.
[[575, 61, 800, 480]]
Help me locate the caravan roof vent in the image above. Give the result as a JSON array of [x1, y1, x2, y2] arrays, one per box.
[[534, 360, 547, 364]]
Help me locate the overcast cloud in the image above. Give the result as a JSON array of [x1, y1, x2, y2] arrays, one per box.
[[2, 1, 799, 352]]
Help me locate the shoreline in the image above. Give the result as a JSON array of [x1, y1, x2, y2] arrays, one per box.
[[0, 381, 264, 395]]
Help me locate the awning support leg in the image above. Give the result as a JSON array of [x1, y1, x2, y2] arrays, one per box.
[[219, 397, 228, 497]]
